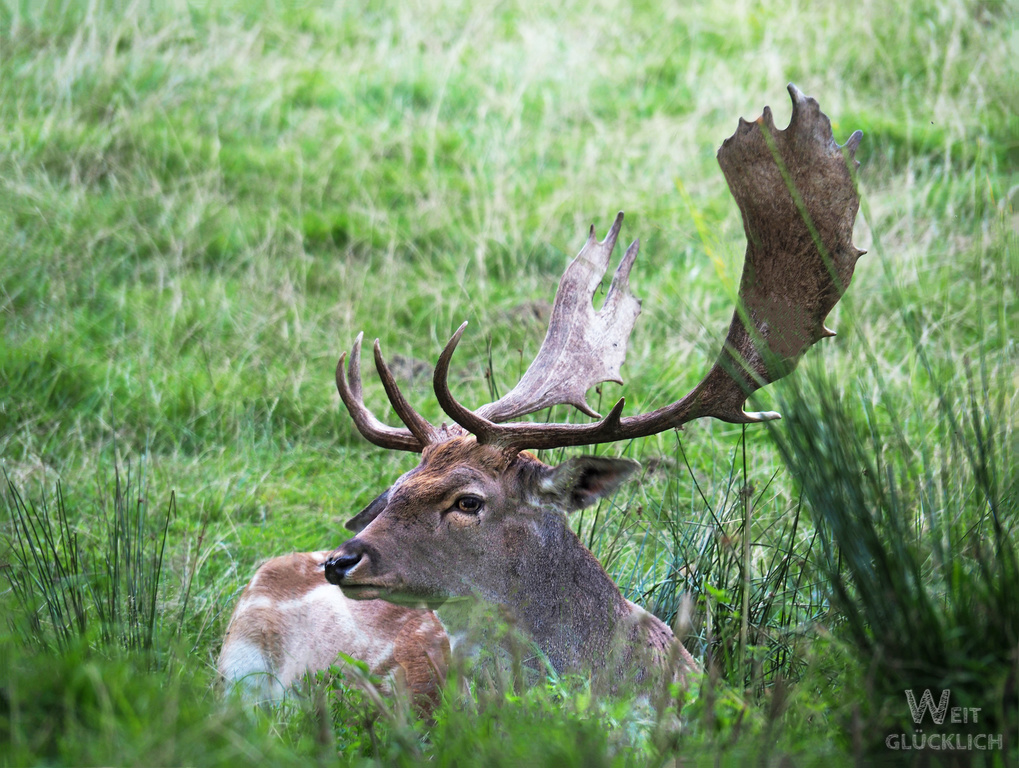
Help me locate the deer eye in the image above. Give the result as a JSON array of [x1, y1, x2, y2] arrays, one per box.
[[454, 495, 483, 514]]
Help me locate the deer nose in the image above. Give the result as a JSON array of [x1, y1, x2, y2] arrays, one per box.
[[323, 543, 366, 585]]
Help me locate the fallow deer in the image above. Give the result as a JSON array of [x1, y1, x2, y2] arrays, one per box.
[[219, 84, 864, 706]]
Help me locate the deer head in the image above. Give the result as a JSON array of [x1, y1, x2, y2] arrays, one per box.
[[324, 85, 864, 683]]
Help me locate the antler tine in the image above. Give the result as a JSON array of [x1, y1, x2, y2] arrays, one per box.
[[433, 321, 493, 439], [371, 339, 442, 447], [335, 333, 425, 453]]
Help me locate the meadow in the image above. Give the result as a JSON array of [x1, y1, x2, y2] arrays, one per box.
[[1, 0, 1016, 765]]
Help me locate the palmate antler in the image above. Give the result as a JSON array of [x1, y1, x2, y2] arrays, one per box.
[[337, 85, 864, 454]]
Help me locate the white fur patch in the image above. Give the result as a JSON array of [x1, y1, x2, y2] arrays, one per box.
[[219, 638, 286, 704]]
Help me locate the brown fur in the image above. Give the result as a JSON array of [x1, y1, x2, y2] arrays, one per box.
[[218, 551, 448, 710]]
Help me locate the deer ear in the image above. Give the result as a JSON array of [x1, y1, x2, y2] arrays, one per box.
[[539, 456, 640, 512], [345, 489, 391, 532]]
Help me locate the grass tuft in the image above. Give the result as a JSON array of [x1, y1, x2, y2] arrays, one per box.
[[771, 361, 1017, 751], [2, 459, 172, 662]]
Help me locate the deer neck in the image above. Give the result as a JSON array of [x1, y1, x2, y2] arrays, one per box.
[[434, 508, 636, 676]]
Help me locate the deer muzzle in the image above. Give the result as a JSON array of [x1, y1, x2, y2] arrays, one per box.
[[323, 539, 374, 588]]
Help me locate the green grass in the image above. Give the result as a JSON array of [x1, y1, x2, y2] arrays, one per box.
[[1, 0, 1017, 764]]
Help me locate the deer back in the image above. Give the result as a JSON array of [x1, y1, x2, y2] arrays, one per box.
[[218, 551, 448, 710]]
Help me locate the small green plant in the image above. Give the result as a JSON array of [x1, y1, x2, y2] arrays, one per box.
[[2, 460, 173, 661]]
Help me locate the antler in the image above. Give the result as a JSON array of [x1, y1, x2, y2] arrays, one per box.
[[336, 214, 643, 452], [709, 83, 864, 411], [336, 333, 456, 452], [479, 211, 642, 422], [428, 84, 864, 451], [432, 212, 642, 439], [336, 85, 864, 455]]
